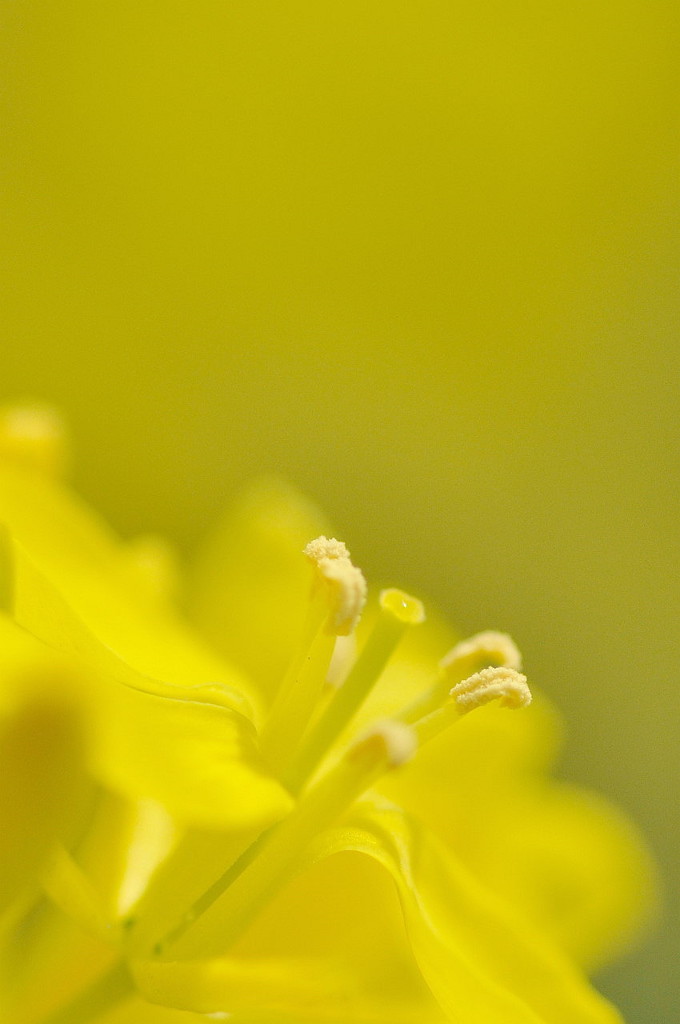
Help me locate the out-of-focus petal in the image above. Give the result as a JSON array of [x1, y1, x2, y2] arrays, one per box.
[[466, 782, 658, 973], [0, 470, 293, 832], [380, 696, 655, 971], [189, 478, 330, 705], [0, 463, 261, 714], [0, 614, 84, 912]]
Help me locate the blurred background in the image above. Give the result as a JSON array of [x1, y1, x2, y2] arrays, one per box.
[[1, 2, 678, 1020]]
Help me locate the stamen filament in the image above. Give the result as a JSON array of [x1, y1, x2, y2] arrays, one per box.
[[283, 589, 424, 795], [151, 826, 274, 957], [261, 626, 336, 771], [412, 700, 462, 746]]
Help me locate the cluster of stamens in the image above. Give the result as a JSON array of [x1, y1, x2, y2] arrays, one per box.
[[140, 535, 533, 962]]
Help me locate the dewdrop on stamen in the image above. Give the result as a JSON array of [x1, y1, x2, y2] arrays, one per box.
[[451, 666, 531, 714]]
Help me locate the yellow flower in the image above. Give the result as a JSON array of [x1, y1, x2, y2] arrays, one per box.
[[0, 405, 654, 1024]]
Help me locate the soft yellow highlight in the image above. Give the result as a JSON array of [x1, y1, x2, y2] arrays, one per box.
[[0, 403, 69, 478]]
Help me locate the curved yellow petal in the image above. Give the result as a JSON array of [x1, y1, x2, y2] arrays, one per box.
[[189, 478, 331, 705], [1, 482, 292, 832], [132, 847, 445, 1022], [23, 571, 292, 829], [317, 801, 625, 1024], [0, 463, 261, 715]]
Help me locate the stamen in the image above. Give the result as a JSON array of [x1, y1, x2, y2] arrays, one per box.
[[412, 667, 531, 746], [155, 720, 416, 957], [304, 536, 367, 636], [261, 626, 337, 770], [262, 538, 366, 770], [0, 402, 70, 477], [283, 588, 425, 795], [451, 665, 531, 713], [399, 629, 523, 725]]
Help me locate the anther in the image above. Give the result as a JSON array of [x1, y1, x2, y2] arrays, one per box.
[[451, 666, 531, 713], [304, 536, 351, 563], [399, 629, 523, 726], [304, 536, 367, 636], [349, 720, 417, 770], [440, 630, 522, 680], [262, 538, 366, 769]]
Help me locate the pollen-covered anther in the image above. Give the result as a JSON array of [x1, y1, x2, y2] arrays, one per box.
[[349, 720, 417, 769], [451, 666, 532, 714], [304, 537, 367, 636], [304, 536, 351, 563], [440, 630, 522, 681]]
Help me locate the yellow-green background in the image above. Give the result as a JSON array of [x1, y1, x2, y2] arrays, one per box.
[[2, 2, 678, 1020]]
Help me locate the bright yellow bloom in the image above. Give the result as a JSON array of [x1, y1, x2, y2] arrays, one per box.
[[0, 405, 654, 1023]]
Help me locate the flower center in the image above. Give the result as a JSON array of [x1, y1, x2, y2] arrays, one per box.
[[141, 538, 530, 962]]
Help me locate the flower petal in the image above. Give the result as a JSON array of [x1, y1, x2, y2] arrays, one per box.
[[123, 821, 443, 1018], [14, 545, 292, 829], [0, 469, 292, 832], [380, 696, 655, 971], [189, 478, 331, 705], [0, 463, 260, 713], [132, 844, 445, 1022], [315, 800, 625, 1024], [0, 614, 85, 912]]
